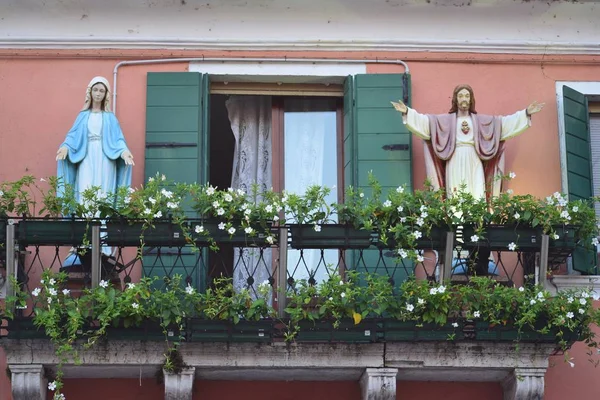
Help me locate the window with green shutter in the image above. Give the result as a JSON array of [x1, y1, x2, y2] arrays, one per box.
[[563, 85, 597, 274], [343, 73, 413, 285], [144, 72, 210, 289]]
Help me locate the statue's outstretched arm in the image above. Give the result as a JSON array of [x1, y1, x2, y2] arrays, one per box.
[[526, 101, 544, 117]]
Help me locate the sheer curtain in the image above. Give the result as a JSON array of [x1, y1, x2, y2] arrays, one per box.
[[225, 95, 273, 294], [284, 99, 338, 284]]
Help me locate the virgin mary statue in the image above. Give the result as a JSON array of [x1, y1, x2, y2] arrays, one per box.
[[56, 76, 133, 203]]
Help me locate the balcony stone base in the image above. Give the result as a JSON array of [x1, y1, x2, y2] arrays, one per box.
[[2, 340, 556, 400]]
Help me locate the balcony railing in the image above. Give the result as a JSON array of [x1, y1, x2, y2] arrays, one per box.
[[1, 217, 571, 343]]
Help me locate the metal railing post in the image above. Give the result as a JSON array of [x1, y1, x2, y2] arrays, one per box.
[[6, 223, 16, 299], [441, 232, 454, 282], [91, 225, 101, 288], [277, 227, 288, 318], [538, 234, 549, 287]]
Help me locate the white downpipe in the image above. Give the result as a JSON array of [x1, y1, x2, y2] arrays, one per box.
[[112, 57, 409, 113]]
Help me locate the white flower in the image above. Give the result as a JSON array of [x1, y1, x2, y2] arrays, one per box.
[[49, 278, 56, 286], [509, 171, 516, 179], [237, 188, 245, 195], [398, 249, 408, 259], [552, 234, 559, 240], [558, 198, 568, 207], [149, 197, 157, 205], [227, 187, 234, 192], [518, 287, 525, 292], [508, 242, 517, 251], [581, 291, 590, 299], [48, 381, 57, 391], [154, 211, 162, 218], [217, 208, 225, 216], [216, 222, 225, 231], [126, 283, 135, 289], [244, 208, 252, 215], [417, 298, 425, 305], [560, 210, 570, 219], [266, 236, 275, 244], [546, 196, 554, 205], [513, 212, 520, 219], [144, 207, 151, 215], [148, 177, 154, 182], [420, 205, 427, 212], [592, 238, 599, 246], [124, 196, 131, 204], [412, 231, 422, 239], [329, 297, 334, 301], [185, 285, 195, 295], [400, 217, 407, 223], [245, 227, 254, 234], [132, 303, 139, 309], [470, 235, 479, 243], [212, 201, 220, 208], [473, 311, 481, 318], [592, 292, 600, 301], [429, 287, 438, 295], [506, 189, 513, 194], [406, 303, 414, 312], [438, 285, 446, 294], [224, 194, 233, 202], [568, 359, 575, 368], [340, 292, 346, 298], [206, 186, 216, 195], [359, 193, 365, 198], [383, 200, 392, 207], [567, 296, 574, 304], [579, 308, 585, 315], [228, 227, 236, 235], [273, 215, 279, 221], [161, 174, 166, 181], [161, 189, 173, 198], [195, 225, 204, 234], [421, 212, 428, 220], [579, 298, 587, 305], [416, 255, 424, 262], [0, 190, 3, 197], [452, 322, 459, 328], [537, 291, 544, 299], [396, 186, 404, 193], [167, 201, 179, 209], [572, 206, 579, 212], [49, 288, 58, 296], [416, 217, 424, 226], [566, 312, 574, 319], [397, 206, 404, 212], [314, 225, 322, 232], [32, 288, 41, 297], [265, 204, 273, 213], [47, 297, 53, 304], [62, 289, 70, 296]]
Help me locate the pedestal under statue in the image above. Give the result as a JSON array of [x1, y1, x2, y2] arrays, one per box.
[[56, 76, 134, 266]]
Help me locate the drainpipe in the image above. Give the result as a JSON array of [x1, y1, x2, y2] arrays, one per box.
[[112, 57, 409, 113]]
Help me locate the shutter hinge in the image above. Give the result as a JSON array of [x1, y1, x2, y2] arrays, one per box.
[[382, 144, 409, 151]]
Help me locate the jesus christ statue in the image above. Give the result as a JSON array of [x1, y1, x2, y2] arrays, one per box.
[[392, 84, 544, 200]]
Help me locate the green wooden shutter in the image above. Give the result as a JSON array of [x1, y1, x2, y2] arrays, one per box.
[[144, 72, 210, 288], [563, 85, 597, 274], [344, 73, 413, 285]]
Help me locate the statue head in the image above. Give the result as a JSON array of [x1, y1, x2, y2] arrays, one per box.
[[82, 76, 111, 112], [449, 84, 477, 114]]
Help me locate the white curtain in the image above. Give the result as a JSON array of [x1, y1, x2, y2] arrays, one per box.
[[226, 95, 273, 294], [284, 100, 337, 284]]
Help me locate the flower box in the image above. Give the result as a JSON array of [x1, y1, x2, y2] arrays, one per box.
[[294, 319, 379, 343], [474, 322, 579, 343], [187, 319, 273, 343], [104, 219, 188, 247], [289, 224, 373, 249], [382, 320, 463, 341], [17, 218, 98, 246], [6, 318, 46, 339], [105, 319, 180, 341], [463, 225, 542, 251], [375, 226, 447, 250]]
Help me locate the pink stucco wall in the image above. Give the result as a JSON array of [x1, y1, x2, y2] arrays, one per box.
[[1, 49, 600, 400]]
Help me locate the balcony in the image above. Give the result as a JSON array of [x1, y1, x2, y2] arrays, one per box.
[[1, 216, 591, 393]]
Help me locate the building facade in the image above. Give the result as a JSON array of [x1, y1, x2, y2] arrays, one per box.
[[1, 1, 600, 399]]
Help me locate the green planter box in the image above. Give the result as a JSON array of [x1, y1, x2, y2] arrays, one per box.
[[17, 219, 97, 246], [383, 320, 463, 341], [105, 320, 180, 341], [463, 225, 542, 251], [6, 318, 46, 339], [475, 322, 579, 343], [295, 320, 378, 343], [105, 219, 188, 247], [376, 227, 447, 250], [187, 319, 273, 343], [289, 224, 373, 249]]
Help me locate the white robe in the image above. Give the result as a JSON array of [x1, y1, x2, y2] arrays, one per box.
[[404, 109, 530, 199]]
